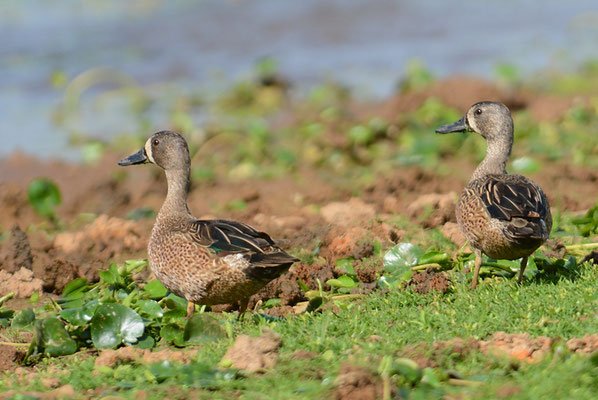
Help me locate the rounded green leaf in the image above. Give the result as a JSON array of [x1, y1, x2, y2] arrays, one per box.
[[136, 299, 164, 319], [183, 314, 226, 344], [60, 300, 99, 326], [91, 303, 145, 349], [39, 317, 78, 357], [27, 178, 61, 218], [12, 308, 35, 330], [418, 251, 450, 265], [144, 280, 168, 299], [61, 278, 88, 298], [327, 275, 359, 289], [391, 357, 422, 384], [383, 243, 424, 274], [160, 322, 185, 344]]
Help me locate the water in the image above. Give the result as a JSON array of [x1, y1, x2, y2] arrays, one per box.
[[1, 0, 597, 159]]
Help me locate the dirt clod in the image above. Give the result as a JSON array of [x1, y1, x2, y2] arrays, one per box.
[[321, 199, 375, 227], [334, 363, 384, 400], [221, 328, 282, 372], [408, 268, 451, 294], [0, 225, 33, 274], [0, 267, 43, 298], [33, 258, 79, 294], [0, 344, 25, 372], [406, 192, 457, 228]]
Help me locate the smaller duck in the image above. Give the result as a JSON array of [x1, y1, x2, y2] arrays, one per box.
[[436, 102, 552, 288], [119, 131, 298, 317]]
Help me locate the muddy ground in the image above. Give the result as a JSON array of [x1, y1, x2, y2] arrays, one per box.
[[0, 77, 596, 310]]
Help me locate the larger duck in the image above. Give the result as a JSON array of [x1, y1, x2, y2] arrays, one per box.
[[119, 131, 298, 317], [436, 102, 552, 288]]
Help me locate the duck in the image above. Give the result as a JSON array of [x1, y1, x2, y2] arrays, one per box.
[[118, 130, 298, 317], [436, 101, 552, 288]]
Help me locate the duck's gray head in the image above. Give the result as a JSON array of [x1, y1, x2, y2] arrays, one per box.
[[435, 101, 513, 141], [118, 130, 190, 170]]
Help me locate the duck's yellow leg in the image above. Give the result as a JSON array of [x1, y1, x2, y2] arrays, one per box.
[[517, 256, 528, 284], [186, 302, 195, 319], [470, 249, 482, 289]]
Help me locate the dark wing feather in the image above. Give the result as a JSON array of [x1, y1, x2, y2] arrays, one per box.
[[187, 219, 298, 268], [479, 175, 551, 242], [189, 219, 274, 253]]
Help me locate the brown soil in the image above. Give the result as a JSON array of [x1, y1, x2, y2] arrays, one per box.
[[407, 268, 452, 294], [334, 363, 386, 400], [0, 344, 25, 372], [94, 347, 197, 368], [221, 328, 282, 373], [403, 332, 598, 368]]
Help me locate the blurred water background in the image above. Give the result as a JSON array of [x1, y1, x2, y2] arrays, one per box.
[[1, 0, 597, 159]]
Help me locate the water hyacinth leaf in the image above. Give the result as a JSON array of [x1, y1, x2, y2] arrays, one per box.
[[334, 258, 355, 275], [12, 308, 35, 330], [383, 243, 424, 274], [183, 314, 226, 344], [91, 303, 145, 349], [391, 358, 422, 384], [307, 296, 325, 312], [262, 298, 281, 309], [327, 275, 359, 289], [0, 309, 15, 328], [124, 259, 148, 273], [136, 299, 164, 319], [134, 334, 156, 349], [144, 280, 168, 299], [60, 300, 99, 326], [39, 317, 78, 357], [418, 251, 450, 265], [27, 178, 61, 218], [164, 294, 187, 309], [61, 278, 88, 299], [160, 323, 185, 344]]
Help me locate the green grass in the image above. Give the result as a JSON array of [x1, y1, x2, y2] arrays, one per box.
[[3, 265, 598, 398]]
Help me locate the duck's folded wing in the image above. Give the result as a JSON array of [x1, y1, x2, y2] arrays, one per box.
[[188, 219, 275, 253], [479, 176, 551, 241]]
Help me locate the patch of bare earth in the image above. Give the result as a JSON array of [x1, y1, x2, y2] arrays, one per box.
[[221, 329, 282, 373], [407, 268, 452, 294], [0, 344, 25, 372], [403, 332, 598, 369], [95, 347, 197, 368], [334, 363, 386, 400]]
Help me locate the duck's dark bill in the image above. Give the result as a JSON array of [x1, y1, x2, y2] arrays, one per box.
[[435, 116, 468, 134], [118, 148, 148, 166]]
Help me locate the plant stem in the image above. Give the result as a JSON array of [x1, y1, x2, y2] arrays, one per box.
[[448, 378, 483, 387], [0, 342, 29, 347], [0, 292, 15, 307], [565, 243, 598, 252], [411, 263, 442, 271]]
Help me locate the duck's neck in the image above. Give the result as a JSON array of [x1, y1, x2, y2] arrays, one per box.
[[157, 167, 191, 222], [471, 136, 512, 181]]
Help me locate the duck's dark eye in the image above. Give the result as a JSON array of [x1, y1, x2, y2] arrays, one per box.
[[153, 139, 160, 146], [475, 108, 482, 115]]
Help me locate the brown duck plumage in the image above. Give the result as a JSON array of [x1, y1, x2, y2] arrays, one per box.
[[436, 102, 552, 288], [119, 131, 298, 316]]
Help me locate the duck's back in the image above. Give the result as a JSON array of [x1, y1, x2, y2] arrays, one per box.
[[457, 174, 552, 260]]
